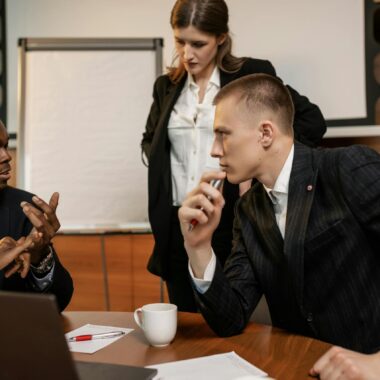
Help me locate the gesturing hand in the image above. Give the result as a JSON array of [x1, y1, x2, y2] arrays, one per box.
[[20, 192, 60, 264], [0, 232, 41, 278]]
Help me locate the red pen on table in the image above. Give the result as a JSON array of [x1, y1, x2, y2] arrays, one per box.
[[67, 330, 125, 342], [188, 178, 223, 232]]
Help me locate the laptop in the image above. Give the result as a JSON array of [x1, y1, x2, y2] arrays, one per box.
[[0, 291, 157, 380]]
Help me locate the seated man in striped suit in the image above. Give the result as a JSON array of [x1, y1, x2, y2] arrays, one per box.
[[178, 74, 380, 357]]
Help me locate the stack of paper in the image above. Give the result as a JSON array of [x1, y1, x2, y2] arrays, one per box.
[[147, 351, 268, 380]]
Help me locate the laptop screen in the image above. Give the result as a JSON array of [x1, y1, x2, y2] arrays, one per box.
[[0, 291, 156, 380]]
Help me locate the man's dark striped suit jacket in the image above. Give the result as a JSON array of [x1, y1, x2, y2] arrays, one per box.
[[195, 142, 380, 354]]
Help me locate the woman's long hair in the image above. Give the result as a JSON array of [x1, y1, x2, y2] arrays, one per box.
[[168, 0, 246, 83]]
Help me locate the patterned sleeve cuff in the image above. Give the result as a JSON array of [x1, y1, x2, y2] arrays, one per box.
[[30, 245, 55, 275]]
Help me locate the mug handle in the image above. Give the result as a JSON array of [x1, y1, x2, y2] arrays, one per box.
[[134, 308, 143, 329]]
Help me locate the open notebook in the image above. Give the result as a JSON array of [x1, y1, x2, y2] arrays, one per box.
[[0, 291, 157, 380]]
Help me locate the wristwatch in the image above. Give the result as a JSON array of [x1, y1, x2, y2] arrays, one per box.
[[30, 246, 54, 275]]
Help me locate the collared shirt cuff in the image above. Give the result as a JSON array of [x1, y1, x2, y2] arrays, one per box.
[[29, 261, 55, 291], [188, 251, 216, 294]]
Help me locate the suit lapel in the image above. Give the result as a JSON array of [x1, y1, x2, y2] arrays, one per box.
[[150, 75, 187, 195], [0, 203, 10, 289], [0, 203, 10, 238], [241, 184, 284, 264], [284, 142, 317, 305], [151, 75, 186, 155]]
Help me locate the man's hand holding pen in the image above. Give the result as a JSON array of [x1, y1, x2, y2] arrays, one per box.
[[188, 178, 224, 232], [178, 171, 225, 278]]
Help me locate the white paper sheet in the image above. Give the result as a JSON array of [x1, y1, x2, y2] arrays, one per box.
[[147, 351, 268, 380], [65, 323, 133, 354]]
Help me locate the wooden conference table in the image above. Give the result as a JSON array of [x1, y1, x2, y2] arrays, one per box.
[[63, 311, 331, 380]]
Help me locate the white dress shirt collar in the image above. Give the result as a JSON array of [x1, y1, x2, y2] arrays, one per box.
[[263, 144, 294, 238], [186, 66, 220, 90], [264, 144, 294, 200]]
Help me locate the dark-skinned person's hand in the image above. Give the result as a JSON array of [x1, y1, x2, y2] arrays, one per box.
[[20, 192, 60, 264], [0, 232, 42, 278]]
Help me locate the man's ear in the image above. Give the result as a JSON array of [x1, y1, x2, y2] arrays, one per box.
[[258, 121, 274, 148]]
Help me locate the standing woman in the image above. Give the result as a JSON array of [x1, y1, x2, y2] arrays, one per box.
[[141, 0, 326, 312]]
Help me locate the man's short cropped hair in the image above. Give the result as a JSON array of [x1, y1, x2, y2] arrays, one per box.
[[213, 73, 295, 134]]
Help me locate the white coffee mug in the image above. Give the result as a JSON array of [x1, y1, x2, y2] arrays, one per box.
[[134, 303, 177, 347]]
